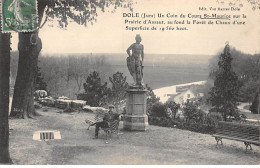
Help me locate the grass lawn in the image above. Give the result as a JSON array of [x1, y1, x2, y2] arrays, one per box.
[[9, 107, 260, 165]]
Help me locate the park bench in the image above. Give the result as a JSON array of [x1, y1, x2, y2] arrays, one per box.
[[212, 121, 260, 151], [85, 110, 120, 139]]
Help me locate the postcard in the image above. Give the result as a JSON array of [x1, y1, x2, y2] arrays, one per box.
[[0, 0, 260, 165]]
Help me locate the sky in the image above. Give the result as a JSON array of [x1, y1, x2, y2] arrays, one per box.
[[10, 0, 260, 55]]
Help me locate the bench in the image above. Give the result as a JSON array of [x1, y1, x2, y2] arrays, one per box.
[[85, 110, 120, 138], [212, 121, 260, 151]]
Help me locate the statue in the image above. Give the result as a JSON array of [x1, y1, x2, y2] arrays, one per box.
[[126, 34, 145, 88]]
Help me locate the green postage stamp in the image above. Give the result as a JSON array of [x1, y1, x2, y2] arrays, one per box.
[[1, 0, 37, 32]]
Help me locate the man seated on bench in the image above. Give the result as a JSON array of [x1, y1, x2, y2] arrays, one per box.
[[93, 105, 119, 139]]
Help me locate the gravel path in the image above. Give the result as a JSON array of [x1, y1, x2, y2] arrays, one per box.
[[9, 107, 260, 165]]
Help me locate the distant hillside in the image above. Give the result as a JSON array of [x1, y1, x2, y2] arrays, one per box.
[[42, 53, 214, 67], [41, 53, 212, 90], [10, 52, 211, 98]]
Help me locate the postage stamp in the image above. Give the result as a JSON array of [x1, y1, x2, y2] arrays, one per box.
[[1, 0, 38, 32]]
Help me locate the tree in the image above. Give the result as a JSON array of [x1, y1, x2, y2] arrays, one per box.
[[10, 31, 43, 118], [146, 84, 160, 115], [249, 91, 260, 114], [68, 56, 90, 93], [10, 3, 45, 118], [34, 66, 47, 91], [40, 56, 65, 97], [0, 20, 12, 163], [108, 72, 128, 110], [165, 101, 180, 119], [11, 0, 133, 118], [183, 102, 205, 124], [208, 43, 241, 121], [208, 48, 260, 105], [239, 79, 260, 103], [77, 71, 109, 106], [216, 0, 260, 110]]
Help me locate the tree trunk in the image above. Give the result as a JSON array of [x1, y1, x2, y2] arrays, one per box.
[[0, 24, 12, 163], [10, 1, 46, 118], [257, 90, 260, 114], [10, 32, 42, 118], [223, 111, 227, 121]]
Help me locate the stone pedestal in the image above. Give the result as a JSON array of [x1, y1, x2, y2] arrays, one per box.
[[123, 87, 148, 131]]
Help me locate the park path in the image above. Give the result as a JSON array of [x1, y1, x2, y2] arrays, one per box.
[[237, 102, 260, 122], [237, 102, 251, 113], [9, 107, 260, 165]]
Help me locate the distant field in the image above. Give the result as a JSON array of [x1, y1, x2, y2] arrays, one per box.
[[10, 52, 211, 97], [110, 65, 209, 90], [91, 53, 211, 89]]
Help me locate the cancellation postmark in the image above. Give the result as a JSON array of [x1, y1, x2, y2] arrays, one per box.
[[1, 0, 38, 32]]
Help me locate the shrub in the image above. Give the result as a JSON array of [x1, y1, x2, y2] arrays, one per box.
[[108, 72, 128, 109], [146, 84, 160, 115], [77, 71, 109, 106], [148, 116, 180, 127], [183, 102, 206, 125], [148, 102, 175, 126], [149, 102, 168, 118], [165, 101, 180, 119], [206, 112, 223, 133], [148, 101, 225, 134], [249, 93, 259, 114]]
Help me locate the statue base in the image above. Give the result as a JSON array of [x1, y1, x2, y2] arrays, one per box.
[[123, 87, 148, 131]]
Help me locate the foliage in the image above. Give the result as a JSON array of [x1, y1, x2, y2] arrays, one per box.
[[208, 48, 260, 103], [165, 101, 180, 119], [249, 92, 260, 114], [148, 116, 178, 127], [40, 0, 133, 28], [148, 101, 181, 127], [108, 72, 128, 109], [205, 113, 223, 133], [77, 71, 109, 106], [234, 52, 260, 103], [239, 79, 260, 102], [146, 84, 160, 115], [182, 102, 206, 124], [149, 102, 168, 118], [37, 54, 112, 98], [177, 104, 223, 133], [200, 80, 214, 105], [147, 100, 224, 134], [10, 0, 134, 117], [34, 66, 47, 91], [208, 44, 241, 120]]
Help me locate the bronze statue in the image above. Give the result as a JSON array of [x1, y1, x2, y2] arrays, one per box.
[[126, 34, 144, 87]]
